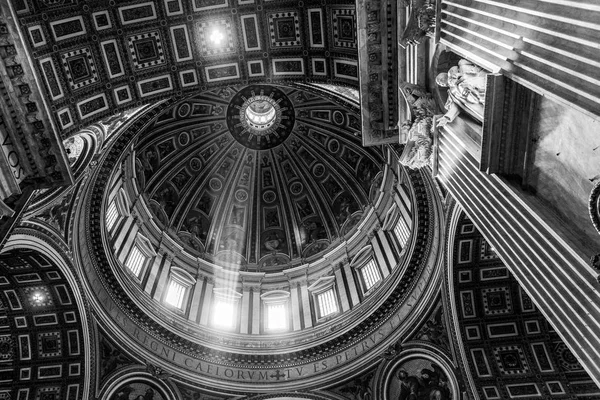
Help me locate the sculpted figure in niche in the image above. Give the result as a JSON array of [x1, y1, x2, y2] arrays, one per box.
[[436, 59, 487, 127]]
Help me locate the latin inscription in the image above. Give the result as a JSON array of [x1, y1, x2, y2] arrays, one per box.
[[83, 230, 436, 383]]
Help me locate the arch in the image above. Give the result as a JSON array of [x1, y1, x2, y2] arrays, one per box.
[[101, 370, 177, 400], [350, 245, 373, 267], [373, 344, 462, 400], [1, 231, 93, 400]]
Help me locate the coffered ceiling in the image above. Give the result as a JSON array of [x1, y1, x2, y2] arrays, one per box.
[[14, 0, 359, 138]]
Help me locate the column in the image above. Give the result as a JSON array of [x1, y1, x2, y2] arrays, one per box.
[[375, 231, 394, 276], [152, 253, 172, 302], [290, 283, 302, 331], [300, 280, 313, 329], [199, 279, 214, 326], [439, 0, 600, 118], [343, 263, 360, 307], [437, 125, 600, 385], [333, 264, 350, 312], [144, 251, 164, 294], [251, 287, 261, 334], [187, 277, 205, 323], [240, 285, 251, 334]]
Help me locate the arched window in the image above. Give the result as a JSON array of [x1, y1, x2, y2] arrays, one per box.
[[106, 188, 130, 235], [124, 233, 156, 279], [351, 246, 382, 294], [261, 290, 290, 332], [359, 258, 382, 292], [308, 276, 339, 321], [164, 267, 195, 311], [211, 287, 242, 330]]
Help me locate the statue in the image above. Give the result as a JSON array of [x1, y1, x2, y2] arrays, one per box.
[[436, 59, 487, 127], [400, 117, 433, 170], [398, 84, 436, 170]]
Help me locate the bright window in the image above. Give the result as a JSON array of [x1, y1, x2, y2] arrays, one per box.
[[212, 297, 236, 329], [165, 279, 186, 309], [106, 200, 119, 232], [124, 245, 145, 277], [317, 288, 338, 318], [266, 302, 287, 331], [394, 216, 410, 248], [361, 259, 382, 291]]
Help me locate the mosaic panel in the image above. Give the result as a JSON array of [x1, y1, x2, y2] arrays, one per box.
[[138, 74, 173, 97], [332, 8, 357, 49], [39, 57, 63, 101], [480, 238, 499, 260], [247, 60, 264, 77], [193, 0, 229, 11], [170, 25, 193, 61], [197, 18, 235, 56], [268, 11, 301, 47], [308, 8, 324, 48], [38, 332, 62, 357], [128, 31, 166, 70], [334, 59, 358, 81], [241, 14, 261, 51], [50, 16, 86, 41], [92, 11, 112, 31], [506, 383, 540, 397], [100, 39, 125, 79], [179, 69, 199, 87], [164, 0, 184, 16], [57, 108, 74, 129], [312, 58, 326, 76], [33, 314, 58, 326], [493, 345, 529, 375], [479, 266, 508, 281], [23, 286, 53, 307], [118, 2, 157, 25], [470, 348, 492, 377], [481, 286, 512, 315], [482, 387, 500, 400], [28, 25, 46, 47], [77, 94, 109, 119], [487, 322, 518, 338], [272, 58, 304, 76], [61, 47, 99, 90], [205, 63, 239, 82], [114, 85, 133, 105], [531, 342, 553, 372]]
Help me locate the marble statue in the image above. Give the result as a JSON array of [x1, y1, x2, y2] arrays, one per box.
[[400, 117, 434, 170], [436, 59, 487, 127], [398, 84, 436, 170]]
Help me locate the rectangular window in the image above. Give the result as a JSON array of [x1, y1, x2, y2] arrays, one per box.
[[165, 279, 186, 309], [361, 259, 382, 291], [317, 288, 338, 318], [266, 302, 287, 331], [394, 216, 410, 248], [124, 245, 145, 277], [212, 297, 236, 329], [106, 200, 119, 232]]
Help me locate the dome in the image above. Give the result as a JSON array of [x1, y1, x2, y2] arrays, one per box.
[[133, 84, 384, 271]]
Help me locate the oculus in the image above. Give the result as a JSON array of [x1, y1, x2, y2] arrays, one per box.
[[227, 85, 295, 150]]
